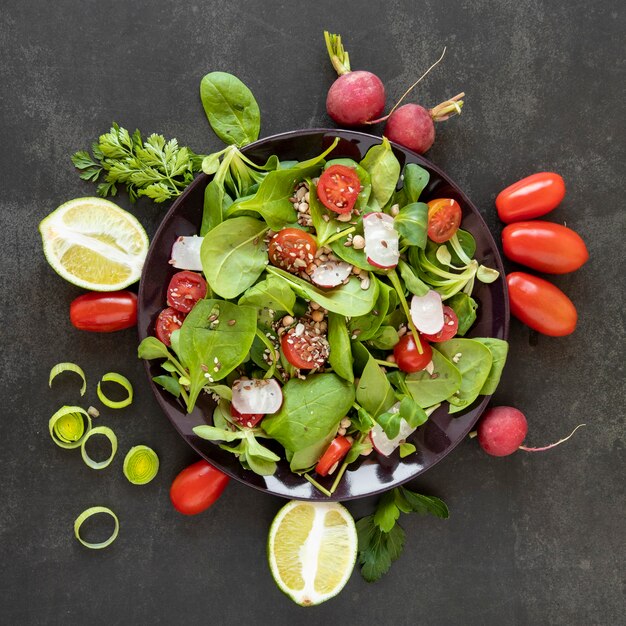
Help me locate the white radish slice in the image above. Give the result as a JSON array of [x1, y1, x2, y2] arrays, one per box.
[[231, 378, 283, 415], [170, 236, 203, 271], [410, 290, 445, 335], [310, 260, 352, 288], [363, 212, 400, 269]]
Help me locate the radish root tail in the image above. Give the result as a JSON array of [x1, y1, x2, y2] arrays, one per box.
[[519, 423, 586, 453]]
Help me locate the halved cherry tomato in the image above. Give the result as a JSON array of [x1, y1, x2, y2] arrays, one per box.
[[393, 334, 433, 372], [427, 198, 462, 243], [421, 306, 459, 342], [317, 165, 361, 214], [269, 228, 318, 272], [230, 404, 264, 428], [167, 270, 207, 314], [315, 436, 352, 477], [155, 307, 186, 346], [69, 291, 137, 332], [170, 459, 229, 515], [507, 272, 577, 336], [281, 325, 329, 369], [496, 172, 565, 224], [502, 221, 588, 274]]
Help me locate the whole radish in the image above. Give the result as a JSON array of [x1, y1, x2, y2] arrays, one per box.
[[475, 406, 585, 457], [324, 31, 386, 126]]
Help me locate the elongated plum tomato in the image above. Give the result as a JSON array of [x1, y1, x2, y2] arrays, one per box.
[[502, 221, 589, 274], [507, 272, 577, 336], [496, 172, 565, 223], [155, 307, 186, 346], [167, 270, 207, 314], [393, 334, 433, 373], [427, 198, 462, 243], [269, 228, 317, 272], [315, 436, 352, 477], [317, 165, 361, 214], [70, 291, 137, 332], [421, 306, 459, 342], [170, 460, 229, 515]]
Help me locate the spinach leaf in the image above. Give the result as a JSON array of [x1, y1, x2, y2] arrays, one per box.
[[329, 231, 371, 271], [398, 259, 429, 296], [262, 374, 354, 452], [200, 216, 268, 299], [289, 429, 337, 473], [308, 181, 352, 246], [359, 137, 401, 210], [238, 275, 295, 315], [447, 293, 478, 336], [368, 325, 399, 350], [405, 348, 462, 408], [200, 72, 260, 147], [473, 338, 509, 395], [324, 158, 372, 211], [152, 374, 181, 398], [402, 163, 430, 203], [436, 339, 493, 414], [356, 348, 396, 418], [348, 278, 391, 341], [394, 202, 428, 248], [328, 313, 354, 383]]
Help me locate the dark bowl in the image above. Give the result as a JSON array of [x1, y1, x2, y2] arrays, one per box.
[[137, 128, 509, 501]]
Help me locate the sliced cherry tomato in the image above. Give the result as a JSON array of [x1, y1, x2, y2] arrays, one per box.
[[280, 324, 329, 370], [507, 272, 577, 336], [170, 459, 229, 515], [167, 270, 207, 314], [393, 334, 433, 372], [155, 307, 186, 346], [315, 436, 352, 477], [502, 221, 588, 274], [268, 228, 318, 272], [421, 306, 459, 342], [317, 165, 361, 214], [230, 405, 264, 428], [496, 172, 565, 224], [427, 198, 462, 243], [69, 291, 137, 332]]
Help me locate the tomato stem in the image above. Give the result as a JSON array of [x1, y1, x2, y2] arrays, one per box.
[[388, 269, 423, 354]]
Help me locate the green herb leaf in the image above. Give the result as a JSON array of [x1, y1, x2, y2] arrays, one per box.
[[373, 490, 400, 532], [397, 487, 450, 518], [357, 515, 405, 583], [402, 163, 430, 203], [399, 442, 416, 458], [447, 292, 478, 335]]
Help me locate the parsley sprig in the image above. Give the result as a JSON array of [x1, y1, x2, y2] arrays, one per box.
[[71, 123, 205, 203], [357, 487, 449, 582]]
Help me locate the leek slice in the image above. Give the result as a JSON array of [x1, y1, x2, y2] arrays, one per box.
[[74, 506, 119, 549], [123, 445, 159, 485], [49, 406, 92, 449], [49, 362, 87, 396], [81, 426, 118, 469], [96, 372, 133, 409]]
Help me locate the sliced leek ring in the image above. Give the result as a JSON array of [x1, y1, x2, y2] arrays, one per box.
[[97, 372, 133, 409], [74, 506, 119, 549], [80, 426, 118, 469], [49, 405, 92, 449], [123, 445, 159, 485]]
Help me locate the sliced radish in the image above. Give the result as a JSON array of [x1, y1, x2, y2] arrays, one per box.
[[170, 236, 204, 271], [310, 260, 353, 288], [231, 378, 283, 415], [410, 290, 444, 335], [363, 212, 399, 269]]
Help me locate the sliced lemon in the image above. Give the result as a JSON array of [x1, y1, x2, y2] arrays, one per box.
[[39, 197, 149, 291], [268, 500, 357, 606]]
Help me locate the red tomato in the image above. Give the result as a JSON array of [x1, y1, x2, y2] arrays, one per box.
[[69, 291, 137, 332], [421, 306, 459, 342], [496, 172, 565, 224], [502, 221, 589, 274], [155, 307, 186, 346], [170, 459, 229, 515], [427, 198, 462, 243], [281, 325, 329, 370], [507, 272, 577, 336], [167, 271, 207, 313], [269, 228, 318, 272], [230, 405, 264, 428], [393, 334, 433, 372], [317, 165, 361, 214], [315, 436, 352, 477]]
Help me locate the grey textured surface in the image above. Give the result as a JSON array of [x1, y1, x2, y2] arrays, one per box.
[[1, 1, 624, 624]]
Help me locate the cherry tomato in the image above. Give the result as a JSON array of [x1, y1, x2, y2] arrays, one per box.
[[281, 325, 329, 370], [427, 198, 462, 243], [507, 272, 577, 336], [496, 172, 565, 224], [393, 334, 433, 372], [315, 436, 352, 477], [502, 221, 589, 274], [421, 306, 459, 342], [269, 228, 318, 272], [69, 291, 137, 332], [155, 307, 186, 346], [167, 271, 207, 313], [170, 459, 229, 515], [317, 165, 361, 214], [230, 405, 264, 428]]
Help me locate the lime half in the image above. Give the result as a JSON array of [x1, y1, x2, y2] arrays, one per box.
[[39, 197, 148, 291]]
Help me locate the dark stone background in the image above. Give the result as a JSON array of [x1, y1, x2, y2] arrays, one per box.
[[1, 1, 623, 624]]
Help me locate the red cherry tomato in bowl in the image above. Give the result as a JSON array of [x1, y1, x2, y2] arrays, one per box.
[[280, 325, 329, 370], [269, 228, 318, 272], [421, 306, 459, 342], [170, 460, 229, 515], [167, 270, 207, 314], [393, 334, 433, 372], [427, 198, 462, 243], [317, 165, 361, 214], [315, 436, 352, 477], [69, 290, 137, 332], [155, 307, 186, 346], [230, 405, 264, 428], [496, 172, 565, 224]]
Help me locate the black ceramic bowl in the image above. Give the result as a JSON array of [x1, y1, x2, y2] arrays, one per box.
[[138, 129, 509, 501]]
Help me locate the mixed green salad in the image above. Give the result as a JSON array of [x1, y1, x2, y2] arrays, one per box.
[[138, 133, 508, 494]]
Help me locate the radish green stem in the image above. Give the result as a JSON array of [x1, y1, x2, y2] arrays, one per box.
[[519, 424, 586, 452], [323, 226, 355, 247], [374, 359, 399, 368], [388, 269, 423, 354], [324, 31, 351, 76], [304, 473, 332, 497]]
